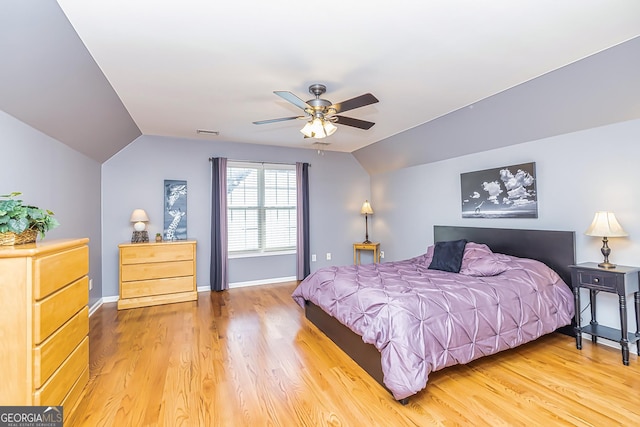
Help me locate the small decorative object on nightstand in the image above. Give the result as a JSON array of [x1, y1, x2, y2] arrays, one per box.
[[353, 242, 380, 265], [130, 209, 150, 243], [570, 262, 640, 365], [584, 211, 628, 269]]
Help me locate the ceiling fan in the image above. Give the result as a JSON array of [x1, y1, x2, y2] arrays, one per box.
[[253, 84, 379, 138]]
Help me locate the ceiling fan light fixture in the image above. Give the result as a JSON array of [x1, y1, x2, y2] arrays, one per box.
[[323, 120, 337, 136], [300, 121, 315, 138], [301, 118, 331, 138]]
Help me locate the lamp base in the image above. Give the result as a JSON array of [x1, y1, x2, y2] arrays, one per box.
[[363, 239, 371, 244], [131, 231, 149, 243], [598, 261, 616, 269]]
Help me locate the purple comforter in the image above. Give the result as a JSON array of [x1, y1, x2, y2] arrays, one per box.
[[291, 249, 574, 400]]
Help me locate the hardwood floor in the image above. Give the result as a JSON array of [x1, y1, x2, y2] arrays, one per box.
[[67, 282, 640, 426]]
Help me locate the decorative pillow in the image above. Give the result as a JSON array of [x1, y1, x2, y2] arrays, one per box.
[[428, 239, 468, 273], [459, 242, 511, 276], [459, 256, 511, 277]]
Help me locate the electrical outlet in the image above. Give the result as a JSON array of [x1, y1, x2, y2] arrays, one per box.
[[312, 254, 317, 262], [89, 279, 93, 290], [380, 251, 385, 259], [326, 253, 332, 260]]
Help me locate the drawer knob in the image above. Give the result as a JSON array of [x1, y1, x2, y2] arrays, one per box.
[[593, 277, 600, 284]]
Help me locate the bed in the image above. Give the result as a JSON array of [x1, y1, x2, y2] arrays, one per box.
[[292, 226, 576, 404]]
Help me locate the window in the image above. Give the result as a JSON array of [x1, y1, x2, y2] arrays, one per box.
[[227, 162, 296, 254]]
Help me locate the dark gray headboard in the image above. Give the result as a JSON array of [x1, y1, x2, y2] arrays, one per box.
[[433, 225, 576, 287]]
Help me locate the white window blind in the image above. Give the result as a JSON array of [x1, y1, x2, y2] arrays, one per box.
[[227, 162, 297, 254]]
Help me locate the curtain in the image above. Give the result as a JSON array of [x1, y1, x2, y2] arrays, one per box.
[[210, 157, 228, 291], [296, 162, 310, 280]]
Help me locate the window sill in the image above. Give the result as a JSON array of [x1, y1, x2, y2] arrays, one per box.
[[229, 250, 296, 259]]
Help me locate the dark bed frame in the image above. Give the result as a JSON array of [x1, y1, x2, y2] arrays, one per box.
[[304, 225, 576, 403]]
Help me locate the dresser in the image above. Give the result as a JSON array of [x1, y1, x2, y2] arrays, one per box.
[[118, 240, 197, 310], [0, 238, 90, 411]]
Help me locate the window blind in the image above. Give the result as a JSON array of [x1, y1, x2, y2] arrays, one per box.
[[227, 161, 296, 254]]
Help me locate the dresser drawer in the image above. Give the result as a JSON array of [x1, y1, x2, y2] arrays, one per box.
[[34, 337, 88, 406], [121, 276, 194, 298], [33, 307, 89, 388], [575, 270, 618, 291], [34, 245, 89, 300], [33, 276, 88, 344], [121, 260, 193, 282], [121, 243, 194, 265]]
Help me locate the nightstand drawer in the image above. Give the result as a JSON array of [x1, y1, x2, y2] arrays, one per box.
[[575, 270, 618, 291]]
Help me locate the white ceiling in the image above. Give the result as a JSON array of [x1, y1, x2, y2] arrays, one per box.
[[56, 0, 640, 153]]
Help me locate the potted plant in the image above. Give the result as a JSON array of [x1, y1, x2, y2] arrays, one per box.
[[155, 232, 163, 242], [0, 192, 60, 245]]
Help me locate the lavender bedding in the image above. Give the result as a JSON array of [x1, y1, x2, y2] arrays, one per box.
[[291, 243, 574, 400]]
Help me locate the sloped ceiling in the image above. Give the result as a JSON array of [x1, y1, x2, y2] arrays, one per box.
[[0, 1, 140, 163], [1, 1, 639, 168]]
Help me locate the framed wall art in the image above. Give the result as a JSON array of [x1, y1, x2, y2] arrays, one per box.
[[461, 162, 537, 218], [164, 179, 187, 240]]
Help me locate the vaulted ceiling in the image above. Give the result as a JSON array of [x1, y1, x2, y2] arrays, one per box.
[[2, 1, 640, 167]]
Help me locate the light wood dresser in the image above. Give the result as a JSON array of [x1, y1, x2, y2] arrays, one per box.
[[0, 238, 89, 413], [118, 240, 197, 310]]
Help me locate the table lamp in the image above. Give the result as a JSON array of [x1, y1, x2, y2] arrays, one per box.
[[360, 200, 374, 244], [584, 211, 627, 269], [130, 209, 150, 243]]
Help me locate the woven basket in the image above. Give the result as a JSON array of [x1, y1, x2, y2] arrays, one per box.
[[0, 229, 38, 246]]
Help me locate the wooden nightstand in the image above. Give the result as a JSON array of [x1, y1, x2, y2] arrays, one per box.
[[353, 242, 380, 265], [570, 262, 640, 365]]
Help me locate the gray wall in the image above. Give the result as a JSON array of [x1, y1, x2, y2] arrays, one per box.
[[101, 135, 370, 297], [370, 118, 640, 333], [0, 110, 103, 307]]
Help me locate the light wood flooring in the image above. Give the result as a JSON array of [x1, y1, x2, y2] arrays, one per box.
[[67, 281, 640, 426]]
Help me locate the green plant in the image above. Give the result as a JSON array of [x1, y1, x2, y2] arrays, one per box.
[[0, 192, 60, 238]]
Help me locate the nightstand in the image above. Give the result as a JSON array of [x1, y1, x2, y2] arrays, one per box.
[[570, 262, 640, 365], [353, 242, 380, 265]]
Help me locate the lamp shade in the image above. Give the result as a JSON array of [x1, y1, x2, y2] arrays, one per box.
[[300, 118, 337, 139], [360, 200, 374, 215], [323, 120, 337, 136], [130, 209, 149, 223], [584, 211, 628, 237]]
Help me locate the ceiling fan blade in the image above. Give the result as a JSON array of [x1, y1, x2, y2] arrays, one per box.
[[252, 116, 303, 125], [274, 91, 312, 110], [331, 93, 378, 114], [334, 115, 375, 130]]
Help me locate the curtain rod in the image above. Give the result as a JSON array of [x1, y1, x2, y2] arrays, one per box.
[[208, 158, 310, 166]]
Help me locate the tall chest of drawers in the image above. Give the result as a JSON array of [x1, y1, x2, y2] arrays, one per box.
[[0, 238, 90, 413], [118, 240, 197, 310]]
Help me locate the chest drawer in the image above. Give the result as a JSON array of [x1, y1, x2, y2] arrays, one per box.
[[121, 260, 194, 281], [575, 270, 619, 291], [34, 245, 89, 300], [121, 276, 194, 298], [33, 275, 88, 344], [121, 243, 193, 264]]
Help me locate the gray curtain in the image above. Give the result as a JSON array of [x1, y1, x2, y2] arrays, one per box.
[[210, 157, 228, 291], [296, 162, 310, 280]]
